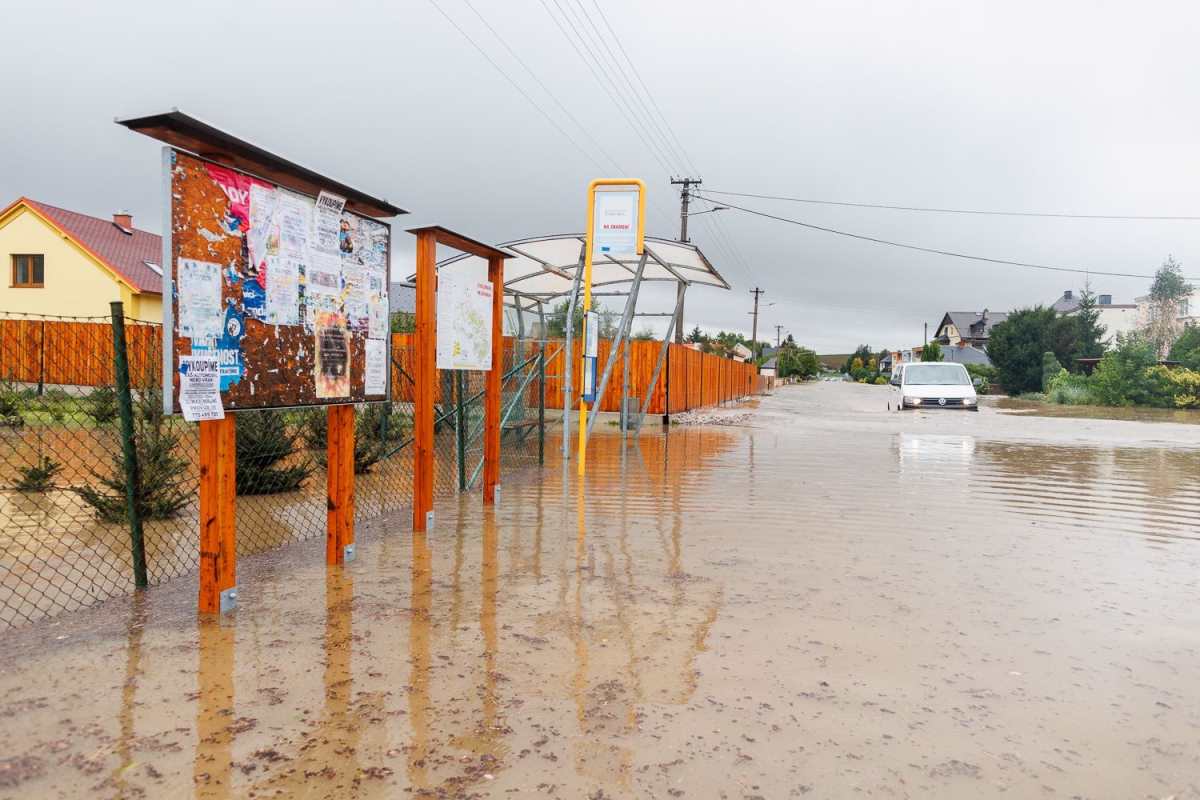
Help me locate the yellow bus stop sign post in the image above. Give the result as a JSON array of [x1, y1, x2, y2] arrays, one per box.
[[577, 179, 646, 477]]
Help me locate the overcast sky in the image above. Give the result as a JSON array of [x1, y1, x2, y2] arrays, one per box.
[[2, 0, 1198, 352]]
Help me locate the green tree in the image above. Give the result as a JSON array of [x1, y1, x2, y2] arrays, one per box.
[[1168, 325, 1200, 371], [843, 345, 873, 373], [986, 307, 1077, 395], [1069, 287, 1107, 365], [920, 341, 943, 362], [1145, 256, 1193, 358], [777, 345, 820, 379], [546, 299, 584, 338], [685, 325, 707, 344], [1091, 333, 1158, 406], [631, 327, 656, 341]]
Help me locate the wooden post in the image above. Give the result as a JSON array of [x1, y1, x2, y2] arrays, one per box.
[[198, 415, 236, 614], [483, 254, 503, 504], [413, 230, 436, 531], [326, 403, 355, 564]]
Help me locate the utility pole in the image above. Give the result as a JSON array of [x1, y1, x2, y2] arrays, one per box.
[[775, 324, 784, 348], [671, 177, 701, 344], [749, 287, 764, 356]]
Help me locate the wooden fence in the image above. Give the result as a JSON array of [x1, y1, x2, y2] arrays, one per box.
[[1, 320, 767, 414]]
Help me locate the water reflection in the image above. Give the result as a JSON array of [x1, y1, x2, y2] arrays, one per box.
[[194, 616, 235, 799]]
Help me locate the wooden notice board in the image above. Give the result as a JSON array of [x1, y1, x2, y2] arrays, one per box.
[[164, 148, 391, 412]]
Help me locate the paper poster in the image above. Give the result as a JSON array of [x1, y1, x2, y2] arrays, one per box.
[[247, 183, 279, 277], [266, 256, 301, 326], [341, 263, 368, 328], [306, 251, 343, 304], [368, 296, 388, 340], [315, 311, 350, 398], [178, 354, 225, 422], [177, 258, 223, 341], [314, 192, 346, 254], [277, 191, 312, 257], [191, 306, 245, 391], [436, 268, 493, 371], [365, 337, 387, 396], [592, 187, 639, 257], [355, 216, 389, 269], [205, 164, 270, 237]]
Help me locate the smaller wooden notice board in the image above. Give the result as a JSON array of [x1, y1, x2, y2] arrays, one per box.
[[165, 148, 391, 412]]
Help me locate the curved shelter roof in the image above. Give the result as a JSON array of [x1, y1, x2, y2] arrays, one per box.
[[411, 233, 730, 312]]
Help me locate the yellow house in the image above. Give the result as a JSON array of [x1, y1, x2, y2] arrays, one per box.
[[0, 197, 163, 321]]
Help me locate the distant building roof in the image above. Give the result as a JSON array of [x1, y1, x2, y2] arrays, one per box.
[[761, 356, 777, 369], [389, 282, 415, 314], [3, 197, 163, 294], [1051, 290, 1133, 312], [939, 310, 1009, 340]]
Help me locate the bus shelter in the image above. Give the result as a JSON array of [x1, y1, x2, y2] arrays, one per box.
[[421, 234, 731, 457]]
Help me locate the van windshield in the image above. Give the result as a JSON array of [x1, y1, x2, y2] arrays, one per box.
[[903, 364, 970, 386]]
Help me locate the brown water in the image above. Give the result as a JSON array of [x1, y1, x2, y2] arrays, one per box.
[[1, 381, 1198, 798]]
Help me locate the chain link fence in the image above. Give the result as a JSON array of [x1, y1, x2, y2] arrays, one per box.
[[0, 311, 547, 628]]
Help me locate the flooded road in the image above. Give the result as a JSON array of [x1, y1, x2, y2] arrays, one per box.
[[1, 381, 1199, 798]]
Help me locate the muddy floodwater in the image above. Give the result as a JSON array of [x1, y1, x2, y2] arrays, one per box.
[[1, 381, 1199, 798]]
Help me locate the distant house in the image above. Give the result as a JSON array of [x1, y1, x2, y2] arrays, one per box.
[[731, 342, 752, 362], [760, 356, 777, 378], [933, 310, 1009, 348], [1051, 289, 1139, 343], [0, 197, 163, 321], [939, 342, 991, 366], [1135, 290, 1200, 330]]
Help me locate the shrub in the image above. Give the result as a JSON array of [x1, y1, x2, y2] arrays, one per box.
[[14, 456, 61, 492], [1168, 325, 1200, 371], [920, 341, 943, 362], [236, 410, 313, 495], [304, 403, 408, 475], [1145, 365, 1200, 409], [77, 389, 190, 522], [0, 379, 24, 427], [1041, 352, 1064, 392], [1091, 334, 1158, 406], [873, 375, 887, 385], [965, 363, 996, 394], [1046, 370, 1095, 405], [86, 385, 119, 425]]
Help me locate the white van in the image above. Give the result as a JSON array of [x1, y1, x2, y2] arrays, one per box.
[[891, 362, 979, 411]]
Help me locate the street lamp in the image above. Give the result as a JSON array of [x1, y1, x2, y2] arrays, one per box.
[[685, 206, 728, 217]]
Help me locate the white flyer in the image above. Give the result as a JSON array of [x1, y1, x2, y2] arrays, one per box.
[[365, 337, 387, 396], [266, 255, 301, 326], [177, 258, 223, 342], [436, 266, 493, 371], [591, 187, 639, 258], [248, 183, 278, 274], [314, 191, 346, 254], [277, 190, 312, 258], [178, 354, 225, 421]]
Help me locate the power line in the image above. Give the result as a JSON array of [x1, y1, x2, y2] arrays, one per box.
[[541, 0, 677, 175], [702, 189, 1200, 221], [460, 0, 624, 173], [426, 0, 610, 173], [696, 193, 1196, 281], [587, 0, 701, 176]]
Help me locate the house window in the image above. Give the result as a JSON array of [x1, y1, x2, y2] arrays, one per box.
[[11, 254, 44, 288]]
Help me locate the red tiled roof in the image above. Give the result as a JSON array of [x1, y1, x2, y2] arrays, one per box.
[[9, 198, 163, 294]]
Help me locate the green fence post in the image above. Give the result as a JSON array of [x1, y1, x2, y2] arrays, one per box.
[[455, 370, 466, 491], [538, 347, 545, 466], [109, 301, 147, 589]]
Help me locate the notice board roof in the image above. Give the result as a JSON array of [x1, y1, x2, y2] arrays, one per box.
[[406, 226, 514, 261], [117, 109, 407, 219]]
